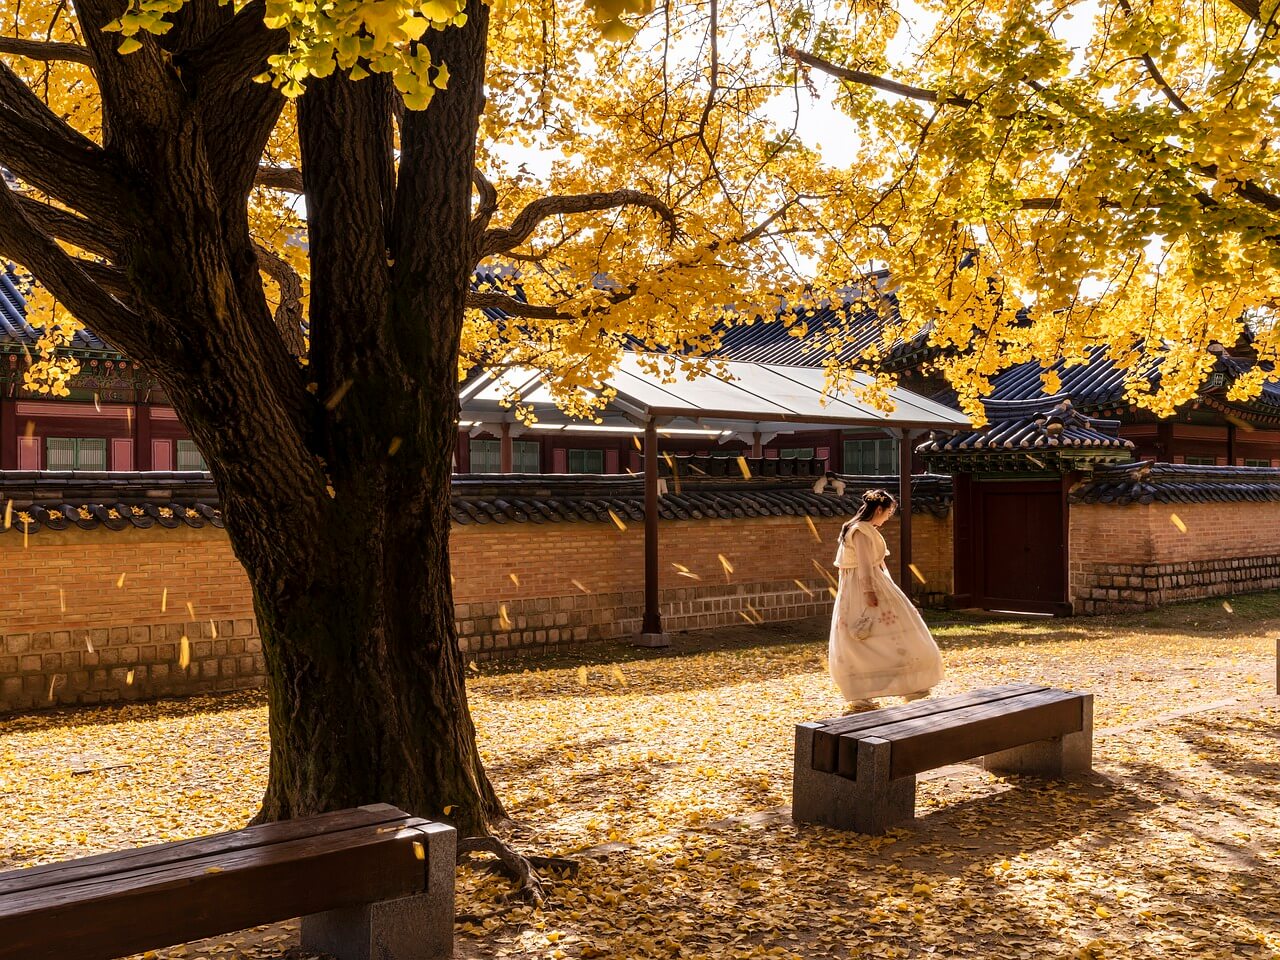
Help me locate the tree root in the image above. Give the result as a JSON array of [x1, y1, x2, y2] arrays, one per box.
[[456, 835, 577, 906]]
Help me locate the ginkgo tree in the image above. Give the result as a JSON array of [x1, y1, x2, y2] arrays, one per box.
[[783, 0, 1280, 420], [0, 0, 826, 878]]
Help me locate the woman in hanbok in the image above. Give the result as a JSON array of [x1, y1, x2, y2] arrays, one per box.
[[828, 489, 944, 713]]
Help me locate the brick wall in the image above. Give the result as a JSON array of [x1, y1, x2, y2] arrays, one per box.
[[0, 511, 952, 711], [1069, 500, 1280, 612], [0, 525, 264, 711]]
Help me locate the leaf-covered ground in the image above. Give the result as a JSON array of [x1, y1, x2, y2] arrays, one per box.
[[2, 596, 1278, 959]]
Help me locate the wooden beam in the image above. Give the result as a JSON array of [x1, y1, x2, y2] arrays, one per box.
[[637, 417, 668, 645], [898, 430, 914, 594]]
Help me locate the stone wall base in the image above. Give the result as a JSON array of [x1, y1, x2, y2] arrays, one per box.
[[1073, 554, 1280, 614]]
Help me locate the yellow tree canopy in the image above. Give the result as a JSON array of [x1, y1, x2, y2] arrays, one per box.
[[2, 0, 1277, 420], [787, 0, 1280, 420]]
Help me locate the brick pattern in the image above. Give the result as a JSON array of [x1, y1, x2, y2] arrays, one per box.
[[1070, 501, 1280, 613], [1, 511, 954, 710]]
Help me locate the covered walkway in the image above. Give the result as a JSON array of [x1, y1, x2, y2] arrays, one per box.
[[459, 355, 969, 643]]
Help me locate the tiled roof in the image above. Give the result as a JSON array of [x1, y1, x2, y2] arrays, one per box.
[[708, 295, 932, 371], [450, 473, 953, 522], [917, 397, 1134, 456], [1070, 461, 1280, 505], [931, 345, 1280, 418], [0, 471, 223, 534], [1, 470, 953, 535], [0, 266, 118, 355]]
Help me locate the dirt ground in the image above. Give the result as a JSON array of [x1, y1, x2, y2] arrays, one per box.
[[2, 595, 1278, 959]]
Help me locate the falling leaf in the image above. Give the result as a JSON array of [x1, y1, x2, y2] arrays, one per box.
[[85, 636, 94, 654], [125, 670, 135, 686], [571, 579, 591, 593], [499, 605, 512, 629], [187, 601, 196, 618], [509, 573, 521, 587], [607, 509, 628, 532], [908, 563, 926, 584], [718, 554, 734, 580], [178, 636, 191, 670], [1223, 600, 1234, 614], [633, 436, 642, 451], [611, 664, 627, 687], [805, 516, 821, 542], [209, 620, 218, 639], [468, 661, 479, 672], [736, 456, 751, 479], [413, 841, 426, 861], [23, 420, 34, 440], [116, 573, 126, 588], [204, 866, 224, 875], [576, 666, 588, 686], [93, 392, 101, 413], [1170, 513, 1187, 533], [58, 588, 65, 613], [161, 588, 168, 612], [326, 484, 337, 499], [828, 586, 837, 598], [47, 676, 56, 701], [324, 379, 354, 410], [793, 578, 815, 597], [443, 805, 455, 815], [388, 436, 403, 456], [2, 500, 10, 530]]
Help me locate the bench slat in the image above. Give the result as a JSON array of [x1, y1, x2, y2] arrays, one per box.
[[836, 689, 1085, 779], [0, 818, 438, 960], [811, 684, 1047, 773], [0, 803, 410, 898]]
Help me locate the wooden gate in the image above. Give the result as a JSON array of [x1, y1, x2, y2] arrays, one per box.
[[952, 477, 1070, 615]]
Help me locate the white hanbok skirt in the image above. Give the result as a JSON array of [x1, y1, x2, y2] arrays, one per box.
[[828, 562, 944, 701]]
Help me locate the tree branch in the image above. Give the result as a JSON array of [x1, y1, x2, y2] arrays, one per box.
[[481, 190, 679, 259], [783, 46, 974, 107], [0, 60, 128, 222], [0, 175, 138, 338], [467, 289, 571, 320], [0, 37, 94, 66], [255, 242, 307, 355], [256, 165, 305, 193], [179, 0, 288, 93], [1115, 0, 1191, 114], [471, 167, 499, 234], [16, 195, 121, 259]]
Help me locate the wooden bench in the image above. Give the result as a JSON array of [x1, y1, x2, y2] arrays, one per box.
[[793, 684, 1093, 834], [0, 803, 455, 960]]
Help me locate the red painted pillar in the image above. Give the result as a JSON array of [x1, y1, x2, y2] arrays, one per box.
[[134, 402, 153, 470], [898, 430, 914, 594], [0, 394, 16, 469]]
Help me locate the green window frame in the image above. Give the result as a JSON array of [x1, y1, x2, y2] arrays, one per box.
[[176, 439, 209, 471], [779, 447, 815, 460], [45, 437, 107, 471], [469, 438, 540, 473], [567, 449, 605, 473], [843, 438, 898, 474], [1183, 456, 1216, 466], [1245, 458, 1271, 467]]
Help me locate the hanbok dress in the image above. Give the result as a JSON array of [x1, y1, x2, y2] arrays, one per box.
[[828, 520, 944, 701]]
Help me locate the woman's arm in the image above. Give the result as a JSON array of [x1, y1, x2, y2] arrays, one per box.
[[852, 525, 879, 607]]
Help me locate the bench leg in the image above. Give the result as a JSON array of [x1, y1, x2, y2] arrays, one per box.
[[792, 727, 914, 834], [302, 823, 455, 960], [984, 694, 1093, 777]]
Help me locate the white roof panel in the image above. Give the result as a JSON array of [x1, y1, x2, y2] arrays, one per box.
[[460, 353, 971, 431]]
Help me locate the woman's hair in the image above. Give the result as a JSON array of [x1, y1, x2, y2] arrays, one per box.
[[841, 489, 898, 539]]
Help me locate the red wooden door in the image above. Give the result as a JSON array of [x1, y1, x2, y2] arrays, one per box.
[[973, 480, 1068, 614]]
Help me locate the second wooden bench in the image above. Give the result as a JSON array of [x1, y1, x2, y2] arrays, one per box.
[[793, 683, 1093, 834]]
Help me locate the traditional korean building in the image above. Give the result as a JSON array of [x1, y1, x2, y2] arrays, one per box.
[[0, 268, 202, 471]]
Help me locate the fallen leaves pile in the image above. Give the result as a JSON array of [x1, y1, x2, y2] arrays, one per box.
[[1, 595, 1278, 959]]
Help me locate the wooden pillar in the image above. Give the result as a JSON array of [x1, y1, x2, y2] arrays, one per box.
[[499, 422, 513, 473], [751, 431, 762, 458], [135, 402, 153, 470], [637, 417, 668, 645], [1226, 421, 1237, 466], [898, 430, 914, 595], [1156, 421, 1173, 463], [0, 394, 15, 470]]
